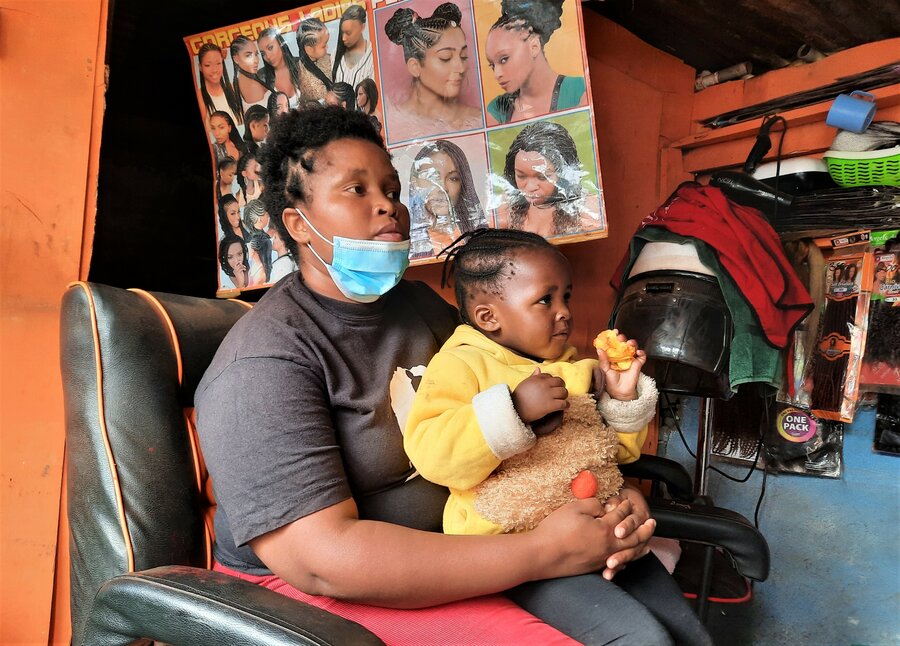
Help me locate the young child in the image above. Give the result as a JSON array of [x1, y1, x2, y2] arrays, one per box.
[[405, 228, 659, 535]]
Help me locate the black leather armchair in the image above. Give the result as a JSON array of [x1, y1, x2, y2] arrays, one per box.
[[60, 282, 382, 645], [60, 281, 767, 644]]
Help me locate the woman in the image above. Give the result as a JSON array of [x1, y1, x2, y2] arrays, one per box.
[[325, 82, 356, 110], [242, 104, 270, 154], [242, 198, 270, 237], [218, 235, 250, 289], [355, 77, 379, 116], [236, 152, 264, 208], [484, 0, 587, 125], [383, 3, 483, 142], [208, 111, 245, 162], [332, 4, 375, 89], [295, 17, 333, 102], [246, 231, 273, 287], [216, 156, 238, 200], [496, 121, 601, 237], [407, 139, 486, 259], [259, 27, 303, 109], [268, 226, 298, 283], [218, 194, 248, 241], [230, 35, 272, 112], [194, 106, 711, 646], [267, 91, 291, 121], [197, 43, 243, 124]]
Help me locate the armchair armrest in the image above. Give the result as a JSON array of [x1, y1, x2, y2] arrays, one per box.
[[649, 499, 770, 582], [620, 454, 694, 499], [80, 565, 384, 646]]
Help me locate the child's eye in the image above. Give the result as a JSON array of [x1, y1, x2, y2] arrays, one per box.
[[347, 185, 365, 194], [537, 295, 552, 305], [386, 189, 401, 200]]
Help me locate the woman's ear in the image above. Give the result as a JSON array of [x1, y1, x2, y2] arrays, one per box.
[[407, 57, 421, 79], [282, 207, 310, 246], [528, 34, 541, 59], [471, 303, 500, 333]]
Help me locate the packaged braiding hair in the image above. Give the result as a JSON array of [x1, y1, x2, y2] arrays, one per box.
[[805, 253, 873, 422]]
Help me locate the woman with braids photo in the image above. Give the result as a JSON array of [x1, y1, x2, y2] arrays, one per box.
[[242, 105, 270, 155], [295, 17, 334, 103], [483, 0, 587, 125], [495, 120, 601, 237], [267, 91, 291, 121], [236, 152, 264, 208], [246, 231, 274, 287], [197, 43, 243, 125], [325, 82, 357, 110], [218, 194, 248, 242], [230, 35, 272, 112], [382, 2, 484, 143], [208, 110, 246, 162], [195, 105, 709, 645], [259, 27, 303, 109], [218, 235, 250, 290], [216, 156, 238, 200], [332, 4, 375, 89], [407, 138, 486, 259]]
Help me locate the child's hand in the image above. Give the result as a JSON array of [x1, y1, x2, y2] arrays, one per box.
[[512, 367, 569, 435], [595, 333, 646, 402]]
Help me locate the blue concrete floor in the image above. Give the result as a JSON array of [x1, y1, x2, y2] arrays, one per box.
[[663, 397, 900, 646]]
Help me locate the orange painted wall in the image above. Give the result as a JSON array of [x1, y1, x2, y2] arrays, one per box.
[[0, 1, 105, 644]]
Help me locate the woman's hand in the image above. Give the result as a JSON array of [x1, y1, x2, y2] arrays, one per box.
[[599, 484, 655, 579], [531, 497, 656, 580]]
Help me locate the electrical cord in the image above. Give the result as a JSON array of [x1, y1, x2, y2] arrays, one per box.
[[662, 392, 769, 529]]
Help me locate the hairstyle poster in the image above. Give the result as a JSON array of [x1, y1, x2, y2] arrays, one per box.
[[185, 0, 604, 295]]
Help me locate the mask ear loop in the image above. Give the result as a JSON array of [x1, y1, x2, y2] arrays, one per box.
[[295, 207, 333, 268]]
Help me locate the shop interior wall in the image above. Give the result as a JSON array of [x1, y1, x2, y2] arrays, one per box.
[[0, 2, 107, 644]]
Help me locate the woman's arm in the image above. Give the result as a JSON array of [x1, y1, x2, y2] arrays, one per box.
[[251, 495, 656, 608]]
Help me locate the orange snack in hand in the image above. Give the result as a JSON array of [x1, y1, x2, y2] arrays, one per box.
[[593, 329, 636, 371]]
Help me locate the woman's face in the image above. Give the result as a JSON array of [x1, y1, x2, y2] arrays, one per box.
[[275, 94, 290, 114], [486, 28, 539, 94], [413, 150, 462, 218], [200, 49, 224, 85], [341, 18, 364, 49], [269, 228, 286, 254], [413, 27, 468, 100], [249, 116, 270, 142], [514, 150, 558, 205], [305, 30, 329, 62], [294, 138, 407, 264], [234, 42, 260, 74], [256, 211, 270, 230], [226, 242, 244, 271], [356, 85, 369, 110], [259, 35, 284, 68], [226, 202, 241, 228], [209, 115, 231, 144], [220, 165, 237, 186]]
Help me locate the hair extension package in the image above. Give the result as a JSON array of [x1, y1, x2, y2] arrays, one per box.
[[763, 401, 843, 477], [805, 251, 874, 422], [860, 230, 900, 394]]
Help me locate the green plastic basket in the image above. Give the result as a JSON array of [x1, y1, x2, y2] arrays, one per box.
[[823, 146, 900, 187]]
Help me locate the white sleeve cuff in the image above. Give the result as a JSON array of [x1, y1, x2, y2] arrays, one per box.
[[597, 373, 659, 434], [472, 383, 536, 459]]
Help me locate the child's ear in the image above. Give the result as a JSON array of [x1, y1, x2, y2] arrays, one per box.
[[282, 207, 310, 246], [471, 303, 500, 333]]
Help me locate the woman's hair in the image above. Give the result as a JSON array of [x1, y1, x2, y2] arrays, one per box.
[[242, 198, 268, 233], [235, 151, 257, 196], [219, 235, 249, 277], [217, 156, 237, 194], [384, 3, 463, 62], [331, 82, 357, 110], [217, 194, 247, 239], [440, 228, 556, 324], [230, 36, 274, 101], [410, 139, 484, 234], [332, 4, 367, 79], [247, 231, 274, 282], [210, 110, 247, 157], [243, 104, 269, 152], [503, 121, 584, 234], [259, 27, 303, 95], [296, 18, 334, 91], [258, 105, 384, 260], [267, 91, 289, 120], [355, 78, 379, 115], [490, 0, 564, 46], [197, 43, 244, 124]]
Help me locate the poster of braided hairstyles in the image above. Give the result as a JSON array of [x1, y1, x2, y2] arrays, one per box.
[[185, 0, 604, 294]]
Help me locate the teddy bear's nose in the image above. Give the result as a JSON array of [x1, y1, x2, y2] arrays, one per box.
[[571, 470, 598, 499]]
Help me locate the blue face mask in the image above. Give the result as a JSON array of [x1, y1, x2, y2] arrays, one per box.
[[296, 208, 410, 303]]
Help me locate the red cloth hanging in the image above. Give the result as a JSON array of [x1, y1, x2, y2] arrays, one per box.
[[612, 183, 812, 349]]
